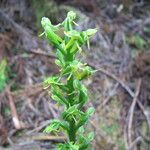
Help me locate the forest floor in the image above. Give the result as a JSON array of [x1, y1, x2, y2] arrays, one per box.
[[0, 0, 150, 150]]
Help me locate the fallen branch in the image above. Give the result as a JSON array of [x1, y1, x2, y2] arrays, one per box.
[[91, 65, 150, 135], [11, 83, 43, 100], [6, 88, 22, 129], [28, 48, 56, 59], [128, 136, 142, 150], [128, 79, 142, 149], [31, 135, 66, 142], [98, 83, 119, 110]]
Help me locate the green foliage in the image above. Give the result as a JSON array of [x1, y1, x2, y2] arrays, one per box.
[[127, 34, 147, 49], [144, 27, 150, 34], [0, 59, 7, 92], [41, 11, 97, 149]]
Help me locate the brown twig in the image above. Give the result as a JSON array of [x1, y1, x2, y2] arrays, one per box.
[[26, 120, 50, 135], [29, 48, 56, 59], [93, 67, 135, 98], [11, 83, 44, 100], [31, 135, 66, 142], [92, 66, 150, 135], [6, 87, 22, 129], [98, 83, 119, 110], [127, 79, 142, 149], [128, 136, 142, 150]]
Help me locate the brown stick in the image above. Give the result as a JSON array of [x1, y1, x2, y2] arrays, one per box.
[[29, 48, 56, 59], [92, 66, 150, 134], [128, 136, 142, 150], [6, 88, 22, 129], [11, 83, 43, 100], [128, 79, 142, 149], [31, 135, 66, 142]]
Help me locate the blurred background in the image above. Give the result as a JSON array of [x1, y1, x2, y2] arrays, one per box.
[[0, 0, 150, 149]]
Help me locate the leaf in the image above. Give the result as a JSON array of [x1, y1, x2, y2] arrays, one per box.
[[0, 59, 7, 91], [76, 115, 88, 129], [61, 66, 72, 75], [78, 90, 88, 108], [41, 17, 63, 43], [144, 27, 150, 33], [128, 35, 147, 49], [51, 94, 68, 106], [56, 50, 65, 65], [62, 11, 76, 31], [77, 135, 89, 150], [44, 76, 61, 86], [44, 119, 69, 133], [64, 30, 80, 38], [77, 133, 94, 150], [57, 143, 68, 150], [76, 107, 94, 129], [78, 66, 93, 80], [45, 25, 63, 45], [86, 107, 95, 117], [44, 120, 61, 133], [57, 142, 79, 150], [133, 35, 147, 49], [62, 106, 79, 120], [55, 59, 62, 67], [85, 29, 97, 36], [87, 132, 94, 141], [78, 127, 85, 134], [73, 79, 81, 89]]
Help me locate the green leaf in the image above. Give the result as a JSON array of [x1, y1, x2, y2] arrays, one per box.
[[76, 107, 94, 129], [56, 50, 65, 65], [87, 132, 94, 141], [51, 94, 68, 106], [44, 119, 61, 133], [85, 29, 97, 36], [77, 135, 89, 150], [65, 30, 80, 38], [62, 106, 79, 120], [127, 34, 147, 49], [44, 76, 61, 86], [78, 127, 85, 134], [86, 107, 95, 117], [58, 142, 79, 150], [144, 27, 150, 33], [45, 26, 63, 45], [73, 79, 81, 89], [62, 11, 76, 31], [61, 66, 72, 75], [133, 35, 147, 49], [76, 115, 88, 129], [41, 17, 63, 43], [55, 59, 62, 67], [0, 59, 7, 91], [44, 119, 69, 133], [77, 133, 94, 150]]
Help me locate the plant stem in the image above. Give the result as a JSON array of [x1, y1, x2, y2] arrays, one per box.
[[66, 72, 77, 143], [68, 118, 76, 143]]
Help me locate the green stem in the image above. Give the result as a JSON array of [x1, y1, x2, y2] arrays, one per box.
[[68, 118, 76, 143], [66, 73, 77, 143], [66, 74, 75, 105]]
